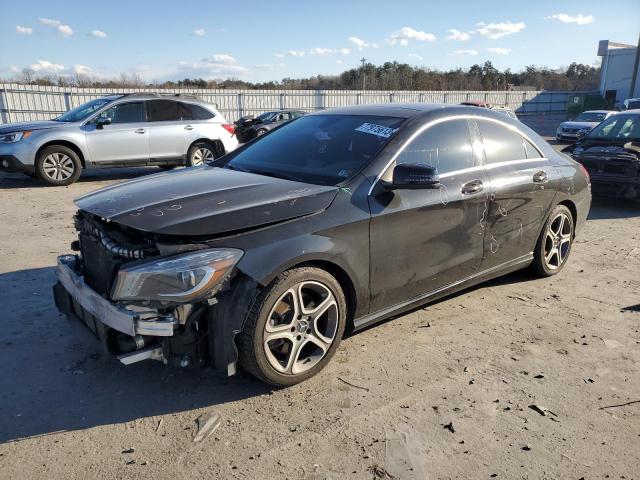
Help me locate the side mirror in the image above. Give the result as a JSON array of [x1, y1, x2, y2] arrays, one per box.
[[96, 117, 112, 129], [389, 163, 441, 190]]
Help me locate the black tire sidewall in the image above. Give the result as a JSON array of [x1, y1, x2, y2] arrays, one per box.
[[533, 205, 574, 277], [35, 146, 81, 186], [244, 268, 347, 386]]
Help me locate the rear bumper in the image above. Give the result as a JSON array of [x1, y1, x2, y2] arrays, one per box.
[[589, 174, 640, 200]]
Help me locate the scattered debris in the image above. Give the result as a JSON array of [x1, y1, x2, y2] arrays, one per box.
[[603, 339, 624, 349], [528, 404, 558, 417], [599, 400, 640, 410], [155, 418, 163, 432], [370, 464, 396, 479], [521, 445, 531, 451], [418, 322, 431, 328], [533, 374, 545, 379], [122, 448, 135, 454], [337, 377, 370, 392], [193, 412, 222, 443], [443, 422, 455, 433]]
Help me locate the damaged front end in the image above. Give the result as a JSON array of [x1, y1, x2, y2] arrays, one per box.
[[566, 143, 640, 201], [53, 211, 251, 374]]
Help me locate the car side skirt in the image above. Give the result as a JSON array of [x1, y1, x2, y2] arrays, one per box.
[[353, 253, 534, 332]]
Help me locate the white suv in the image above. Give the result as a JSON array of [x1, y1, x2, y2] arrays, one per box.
[[0, 93, 239, 185]]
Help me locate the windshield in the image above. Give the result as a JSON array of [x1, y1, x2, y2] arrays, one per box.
[[256, 111, 278, 121], [575, 112, 607, 122], [586, 114, 640, 141], [56, 98, 115, 122], [226, 114, 405, 186]]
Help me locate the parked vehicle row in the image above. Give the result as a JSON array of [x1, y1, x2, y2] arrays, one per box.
[[563, 109, 640, 202], [234, 110, 305, 142], [0, 94, 238, 185], [52, 103, 591, 386], [556, 110, 616, 142]]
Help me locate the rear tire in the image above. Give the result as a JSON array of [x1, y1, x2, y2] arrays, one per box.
[[35, 145, 81, 186], [531, 204, 574, 277], [239, 267, 347, 386], [187, 141, 217, 167]]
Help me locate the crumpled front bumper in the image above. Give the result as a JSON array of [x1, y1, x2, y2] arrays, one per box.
[[53, 255, 179, 364]]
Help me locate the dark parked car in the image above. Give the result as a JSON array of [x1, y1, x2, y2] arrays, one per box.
[[234, 110, 305, 142], [563, 110, 640, 201], [53, 104, 591, 386]]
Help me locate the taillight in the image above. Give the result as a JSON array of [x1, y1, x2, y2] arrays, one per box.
[[222, 124, 235, 135], [578, 163, 590, 183]]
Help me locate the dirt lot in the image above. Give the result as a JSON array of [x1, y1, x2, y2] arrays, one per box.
[[1, 146, 639, 479]]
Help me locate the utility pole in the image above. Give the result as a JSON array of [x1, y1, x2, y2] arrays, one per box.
[[360, 57, 367, 91], [629, 32, 640, 99]]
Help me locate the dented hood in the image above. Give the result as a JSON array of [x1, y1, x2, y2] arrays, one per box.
[[74, 166, 338, 236]]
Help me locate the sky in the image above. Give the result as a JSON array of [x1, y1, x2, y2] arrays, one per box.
[[1, 0, 639, 83]]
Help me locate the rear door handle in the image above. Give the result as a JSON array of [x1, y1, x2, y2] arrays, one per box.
[[461, 179, 483, 195], [134, 128, 146, 134], [533, 170, 548, 183], [184, 125, 194, 131]]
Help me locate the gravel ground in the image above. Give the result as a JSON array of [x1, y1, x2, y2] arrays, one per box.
[[0, 140, 639, 479]]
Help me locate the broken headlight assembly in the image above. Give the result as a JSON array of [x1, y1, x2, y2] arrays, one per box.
[[112, 248, 243, 303]]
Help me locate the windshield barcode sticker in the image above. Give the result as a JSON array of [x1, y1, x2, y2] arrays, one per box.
[[355, 123, 398, 138]]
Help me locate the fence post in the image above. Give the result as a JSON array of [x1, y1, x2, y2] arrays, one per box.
[[419, 92, 424, 103], [0, 89, 10, 124], [315, 90, 325, 111], [237, 93, 244, 119], [63, 91, 72, 111], [443, 92, 448, 104], [279, 93, 285, 109], [389, 92, 394, 103]]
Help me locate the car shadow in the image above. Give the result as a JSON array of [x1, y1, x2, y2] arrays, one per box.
[[0, 266, 270, 444], [587, 196, 640, 220], [0, 167, 173, 190]]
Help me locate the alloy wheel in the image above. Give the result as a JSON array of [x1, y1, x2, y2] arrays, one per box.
[[543, 212, 572, 270], [263, 281, 339, 375], [191, 147, 214, 166], [42, 153, 75, 181]]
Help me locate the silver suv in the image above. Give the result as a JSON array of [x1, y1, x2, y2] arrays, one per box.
[[0, 93, 239, 185]]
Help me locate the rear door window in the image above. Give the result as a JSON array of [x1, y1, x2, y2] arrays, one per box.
[[477, 120, 527, 163], [178, 102, 193, 120], [147, 100, 181, 122], [396, 119, 474, 174]]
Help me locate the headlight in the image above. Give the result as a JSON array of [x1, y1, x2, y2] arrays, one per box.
[[0, 131, 32, 143], [112, 248, 243, 303]]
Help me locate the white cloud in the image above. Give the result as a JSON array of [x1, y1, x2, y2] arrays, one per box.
[[453, 49, 479, 56], [545, 13, 595, 25], [287, 50, 305, 57], [340, 48, 351, 55], [388, 26, 436, 46], [178, 54, 250, 77], [16, 25, 33, 35], [348, 36, 376, 50], [73, 64, 94, 75], [193, 28, 206, 37], [274, 53, 285, 58], [10, 65, 21, 73], [89, 30, 107, 38], [446, 29, 470, 41], [39, 18, 73, 37], [309, 47, 335, 55], [408, 53, 423, 60], [336, 60, 344, 64], [475, 21, 525, 39], [487, 47, 511, 55], [27, 59, 66, 73]]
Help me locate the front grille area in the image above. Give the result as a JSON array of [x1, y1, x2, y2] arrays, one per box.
[[80, 234, 124, 297]]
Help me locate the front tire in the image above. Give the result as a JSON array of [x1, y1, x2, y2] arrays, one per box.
[[531, 205, 574, 277], [187, 141, 216, 167], [35, 145, 81, 186], [239, 267, 347, 386]]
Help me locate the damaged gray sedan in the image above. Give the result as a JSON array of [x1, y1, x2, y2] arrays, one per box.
[[54, 104, 591, 386]]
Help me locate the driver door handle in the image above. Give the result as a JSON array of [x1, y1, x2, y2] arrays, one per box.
[[461, 179, 484, 195], [533, 170, 548, 183], [134, 128, 146, 134], [184, 125, 194, 130]]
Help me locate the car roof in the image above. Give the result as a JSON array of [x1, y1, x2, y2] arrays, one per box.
[[581, 110, 614, 114]]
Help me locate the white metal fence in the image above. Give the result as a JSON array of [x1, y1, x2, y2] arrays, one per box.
[[0, 83, 587, 125]]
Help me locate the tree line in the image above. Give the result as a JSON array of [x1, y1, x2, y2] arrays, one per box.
[[7, 61, 600, 91]]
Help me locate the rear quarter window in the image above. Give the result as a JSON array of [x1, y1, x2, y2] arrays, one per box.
[[192, 104, 215, 120]]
